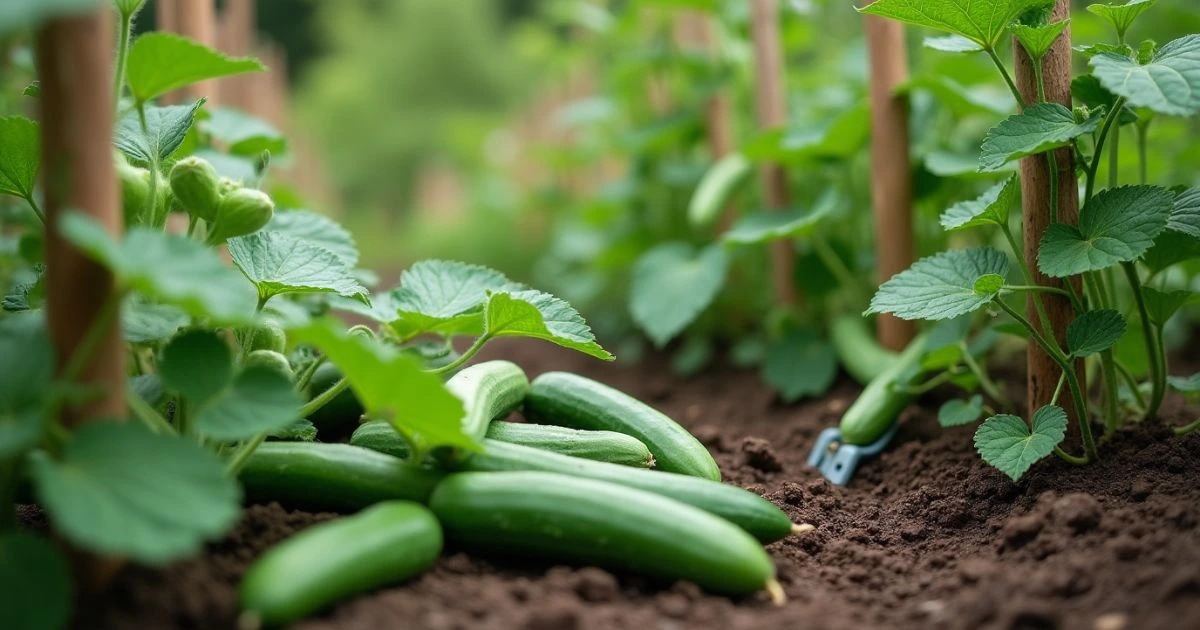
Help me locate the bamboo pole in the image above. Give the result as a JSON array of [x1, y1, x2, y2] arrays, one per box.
[[748, 0, 797, 306], [175, 0, 219, 105], [36, 9, 127, 590], [863, 12, 916, 351], [1013, 0, 1083, 432]]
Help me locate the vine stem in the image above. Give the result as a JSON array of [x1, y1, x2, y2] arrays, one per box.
[[225, 433, 267, 475], [427, 335, 491, 376], [126, 384, 177, 435], [112, 10, 133, 112], [25, 195, 45, 224], [1085, 96, 1126, 202], [1115, 359, 1147, 411], [1122, 262, 1164, 418], [135, 102, 164, 228], [986, 47, 1026, 108], [1000, 224, 1058, 339], [1136, 122, 1150, 184], [299, 376, 350, 418], [1175, 419, 1200, 436], [960, 347, 1008, 409]]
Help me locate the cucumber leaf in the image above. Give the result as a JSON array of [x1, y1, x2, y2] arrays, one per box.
[[1090, 34, 1200, 117], [204, 107, 286, 157], [722, 198, 836, 245], [629, 242, 727, 347], [0, 532, 71, 630], [390, 260, 520, 341], [0, 312, 52, 459], [980, 104, 1102, 172], [158, 330, 233, 405], [122, 297, 188, 344], [974, 405, 1067, 481], [858, 0, 1052, 49], [1037, 185, 1174, 277], [941, 176, 1020, 231], [264, 210, 358, 267], [939, 395, 984, 427], [113, 99, 204, 164], [483, 290, 613, 360], [1168, 187, 1200, 238], [924, 35, 983, 53], [1010, 20, 1070, 61], [1141, 287, 1192, 326], [866, 248, 1009, 321], [30, 422, 240, 564], [0, 115, 39, 201], [761, 328, 837, 403], [228, 231, 368, 305], [1087, 0, 1155, 41], [125, 32, 264, 104], [1066, 309, 1126, 357]]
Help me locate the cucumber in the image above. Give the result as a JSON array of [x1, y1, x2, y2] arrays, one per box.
[[353, 420, 655, 468], [429, 471, 782, 601], [525, 372, 720, 480], [442, 360, 528, 450], [238, 442, 444, 512], [688, 152, 752, 228], [456, 439, 801, 543], [830, 315, 899, 385], [485, 422, 654, 468], [838, 333, 927, 446], [240, 501, 441, 626]]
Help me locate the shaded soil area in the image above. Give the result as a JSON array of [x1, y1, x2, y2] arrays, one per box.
[[49, 340, 1200, 630]]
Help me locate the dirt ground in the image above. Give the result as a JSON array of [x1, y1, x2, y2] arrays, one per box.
[[47, 339, 1200, 630]]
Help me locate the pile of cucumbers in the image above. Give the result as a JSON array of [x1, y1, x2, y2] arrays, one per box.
[[238, 361, 810, 627]]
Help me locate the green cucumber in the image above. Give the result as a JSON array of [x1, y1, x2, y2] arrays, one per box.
[[352, 420, 655, 468], [238, 442, 444, 512], [305, 363, 364, 438], [456, 439, 802, 543], [525, 372, 720, 480], [830, 315, 899, 385], [442, 360, 528, 449], [688, 152, 752, 228], [240, 501, 441, 626], [838, 333, 927, 446], [429, 471, 782, 601]]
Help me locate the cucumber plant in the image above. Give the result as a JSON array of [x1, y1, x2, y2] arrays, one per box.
[[861, 0, 1200, 480], [0, 0, 610, 623]]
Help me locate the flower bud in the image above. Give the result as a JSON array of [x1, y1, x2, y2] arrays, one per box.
[[169, 156, 222, 222], [118, 160, 153, 227], [243, 349, 293, 380], [208, 188, 275, 243], [245, 321, 287, 354]]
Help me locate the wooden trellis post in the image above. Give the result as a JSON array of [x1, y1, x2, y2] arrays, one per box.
[[748, 0, 797, 306], [176, 0, 219, 105], [863, 11, 916, 351], [1013, 0, 1082, 429], [36, 8, 126, 588]]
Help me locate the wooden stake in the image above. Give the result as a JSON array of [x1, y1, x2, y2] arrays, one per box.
[[155, 0, 176, 34], [1013, 0, 1083, 430], [218, 0, 255, 111], [36, 9, 127, 590], [863, 12, 916, 351], [176, 0, 219, 105]]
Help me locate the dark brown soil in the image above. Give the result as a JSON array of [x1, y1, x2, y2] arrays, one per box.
[[50, 340, 1200, 630]]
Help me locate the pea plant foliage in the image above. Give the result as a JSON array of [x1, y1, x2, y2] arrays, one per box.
[[0, 1, 610, 625], [862, 0, 1200, 481]]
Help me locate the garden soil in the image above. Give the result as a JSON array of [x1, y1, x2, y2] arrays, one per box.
[[40, 340, 1200, 630]]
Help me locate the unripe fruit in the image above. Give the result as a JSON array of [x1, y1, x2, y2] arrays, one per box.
[[169, 156, 222, 222], [208, 188, 275, 243], [246, 321, 287, 354], [244, 350, 293, 380], [118, 160, 152, 227]]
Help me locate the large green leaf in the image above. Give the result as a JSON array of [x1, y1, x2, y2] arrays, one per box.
[[761, 328, 837, 403], [1090, 34, 1200, 117], [866, 248, 1009, 321], [31, 422, 240, 564], [204, 107, 286, 157], [859, 0, 1052, 49], [741, 103, 869, 163], [0, 532, 71, 630], [0, 312, 52, 459], [939, 395, 984, 427], [265, 210, 358, 267], [1142, 230, 1200, 273], [629, 242, 727, 347], [1141, 287, 1192, 326], [974, 405, 1067, 481], [113, 99, 204, 164], [940, 175, 1020, 231], [192, 367, 302, 441], [59, 213, 256, 322], [1037, 185, 1174, 277], [484, 290, 613, 360], [980, 104, 1102, 172], [1066, 309, 1126, 357], [722, 200, 835, 245], [158, 329, 234, 405], [0, 115, 39, 201], [122, 297, 188, 344], [228, 231, 367, 305], [1087, 0, 1155, 40], [1168, 187, 1200, 238], [125, 32, 264, 104], [389, 260, 519, 341], [290, 319, 474, 451]]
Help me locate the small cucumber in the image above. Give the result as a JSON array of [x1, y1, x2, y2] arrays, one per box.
[[353, 420, 655, 468], [238, 442, 444, 512], [442, 360, 529, 448], [456, 439, 802, 543], [838, 334, 927, 446], [240, 501, 442, 626], [429, 472, 782, 600], [688, 152, 753, 228], [830, 315, 899, 385], [525, 372, 720, 480]]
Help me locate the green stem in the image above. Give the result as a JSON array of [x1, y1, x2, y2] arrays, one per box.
[[1032, 62, 1063, 227], [1050, 370, 1066, 406], [1136, 122, 1150, 185], [60, 290, 124, 384], [126, 384, 177, 435], [1174, 418, 1200, 436], [113, 11, 133, 113], [1115, 359, 1148, 411], [960, 346, 1008, 409], [1000, 224, 1057, 340], [1005, 285, 1073, 299], [1100, 349, 1121, 433], [812, 237, 865, 307], [225, 433, 267, 475], [300, 376, 349, 418], [25, 195, 44, 224], [896, 369, 959, 395], [177, 398, 191, 436], [1054, 447, 1090, 465], [1122, 262, 1164, 418], [0, 459, 17, 530], [427, 335, 491, 376], [1109, 116, 1120, 189], [1085, 97, 1126, 203], [136, 102, 164, 228], [987, 47, 1026, 108], [294, 355, 327, 393]]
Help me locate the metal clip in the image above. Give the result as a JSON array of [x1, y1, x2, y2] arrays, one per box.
[[806, 423, 898, 486]]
